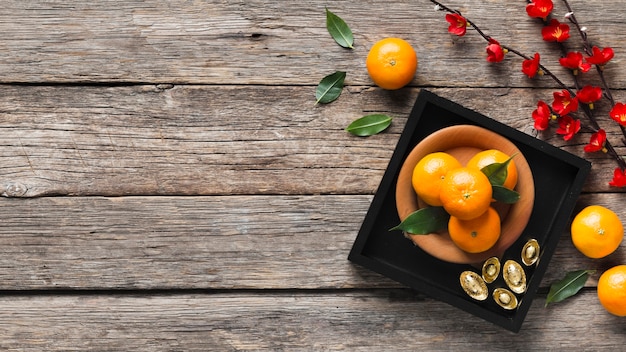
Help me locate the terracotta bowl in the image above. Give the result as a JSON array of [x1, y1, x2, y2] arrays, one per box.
[[395, 125, 535, 264]]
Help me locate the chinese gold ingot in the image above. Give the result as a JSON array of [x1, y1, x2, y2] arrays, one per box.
[[460, 271, 488, 301], [503, 260, 527, 294], [521, 239, 540, 266], [493, 288, 518, 310], [482, 257, 501, 284]]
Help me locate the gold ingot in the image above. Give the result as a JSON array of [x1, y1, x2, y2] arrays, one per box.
[[521, 239, 540, 266], [460, 271, 488, 301], [503, 260, 527, 294], [493, 288, 518, 310], [482, 257, 501, 284]]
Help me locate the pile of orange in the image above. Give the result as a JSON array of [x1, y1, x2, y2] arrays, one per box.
[[570, 205, 625, 316], [366, 34, 626, 321], [367, 35, 626, 319], [412, 149, 517, 253]]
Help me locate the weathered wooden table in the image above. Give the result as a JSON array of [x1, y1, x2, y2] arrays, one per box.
[[1, 0, 625, 350]]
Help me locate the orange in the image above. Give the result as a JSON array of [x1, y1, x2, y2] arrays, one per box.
[[448, 207, 501, 253], [466, 149, 518, 190], [366, 37, 417, 90], [440, 167, 493, 220], [597, 265, 626, 316], [412, 152, 462, 206], [571, 205, 624, 258]]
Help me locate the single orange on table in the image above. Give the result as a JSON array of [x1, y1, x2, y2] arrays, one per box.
[[366, 37, 417, 90], [448, 207, 501, 253], [440, 167, 493, 220], [412, 152, 462, 206], [571, 205, 624, 258], [597, 265, 626, 316], [466, 149, 518, 190]]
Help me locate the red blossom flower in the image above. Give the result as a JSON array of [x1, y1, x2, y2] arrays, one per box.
[[610, 102, 626, 126], [552, 90, 579, 116], [445, 13, 468, 36], [576, 85, 603, 108], [532, 100, 551, 130], [526, 0, 553, 20], [486, 39, 505, 63], [584, 129, 607, 153], [609, 168, 626, 187], [556, 115, 581, 141], [585, 46, 614, 66], [541, 19, 570, 42], [559, 52, 592, 74], [522, 53, 541, 78]]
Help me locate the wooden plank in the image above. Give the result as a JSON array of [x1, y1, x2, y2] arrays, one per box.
[[0, 193, 621, 290], [0, 290, 623, 351], [2, 0, 624, 348], [0, 195, 393, 290], [0, 0, 624, 87], [0, 86, 622, 197]]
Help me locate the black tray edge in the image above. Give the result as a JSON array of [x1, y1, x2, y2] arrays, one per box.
[[348, 89, 591, 333]]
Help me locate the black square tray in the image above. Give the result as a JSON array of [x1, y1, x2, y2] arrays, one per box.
[[348, 90, 591, 332]]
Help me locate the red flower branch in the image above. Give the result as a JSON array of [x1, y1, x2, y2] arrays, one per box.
[[445, 13, 467, 36], [526, 0, 553, 20], [559, 52, 591, 74], [522, 53, 541, 78], [430, 0, 626, 187], [542, 19, 570, 42], [559, 0, 626, 142], [584, 129, 607, 153]]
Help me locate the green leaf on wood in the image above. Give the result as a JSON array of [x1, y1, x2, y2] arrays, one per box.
[[481, 155, 515, 187], [492, 185, 520, 204], [390, 206, 449, 235], [545, 269, 595, 307], [315, 71, 346, 104], [325, 8, 354, 49], [345, 114, 392, 136]]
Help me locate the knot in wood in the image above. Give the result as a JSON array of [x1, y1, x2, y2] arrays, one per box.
[[2, 182, 28, 197]]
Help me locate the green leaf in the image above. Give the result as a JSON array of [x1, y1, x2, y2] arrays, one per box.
[[545, 269, 595, 307], [492, 185, 520, 204], [315, 71, 346, 104], [345, 114, 392, 136], [390, 207, 449, 235], [481, 156, 515, 187], [325, 8, 354, 49]]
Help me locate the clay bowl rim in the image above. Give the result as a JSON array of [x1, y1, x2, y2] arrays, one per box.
[[395, 124, 535, 264]]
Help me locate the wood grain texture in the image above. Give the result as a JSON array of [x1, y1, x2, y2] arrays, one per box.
[[0, 86, 623, 197], [0, 0, 624, 87], [0, 291, 624, 351], [0, 193, 621, 290], [2, 0, 626, 348]]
